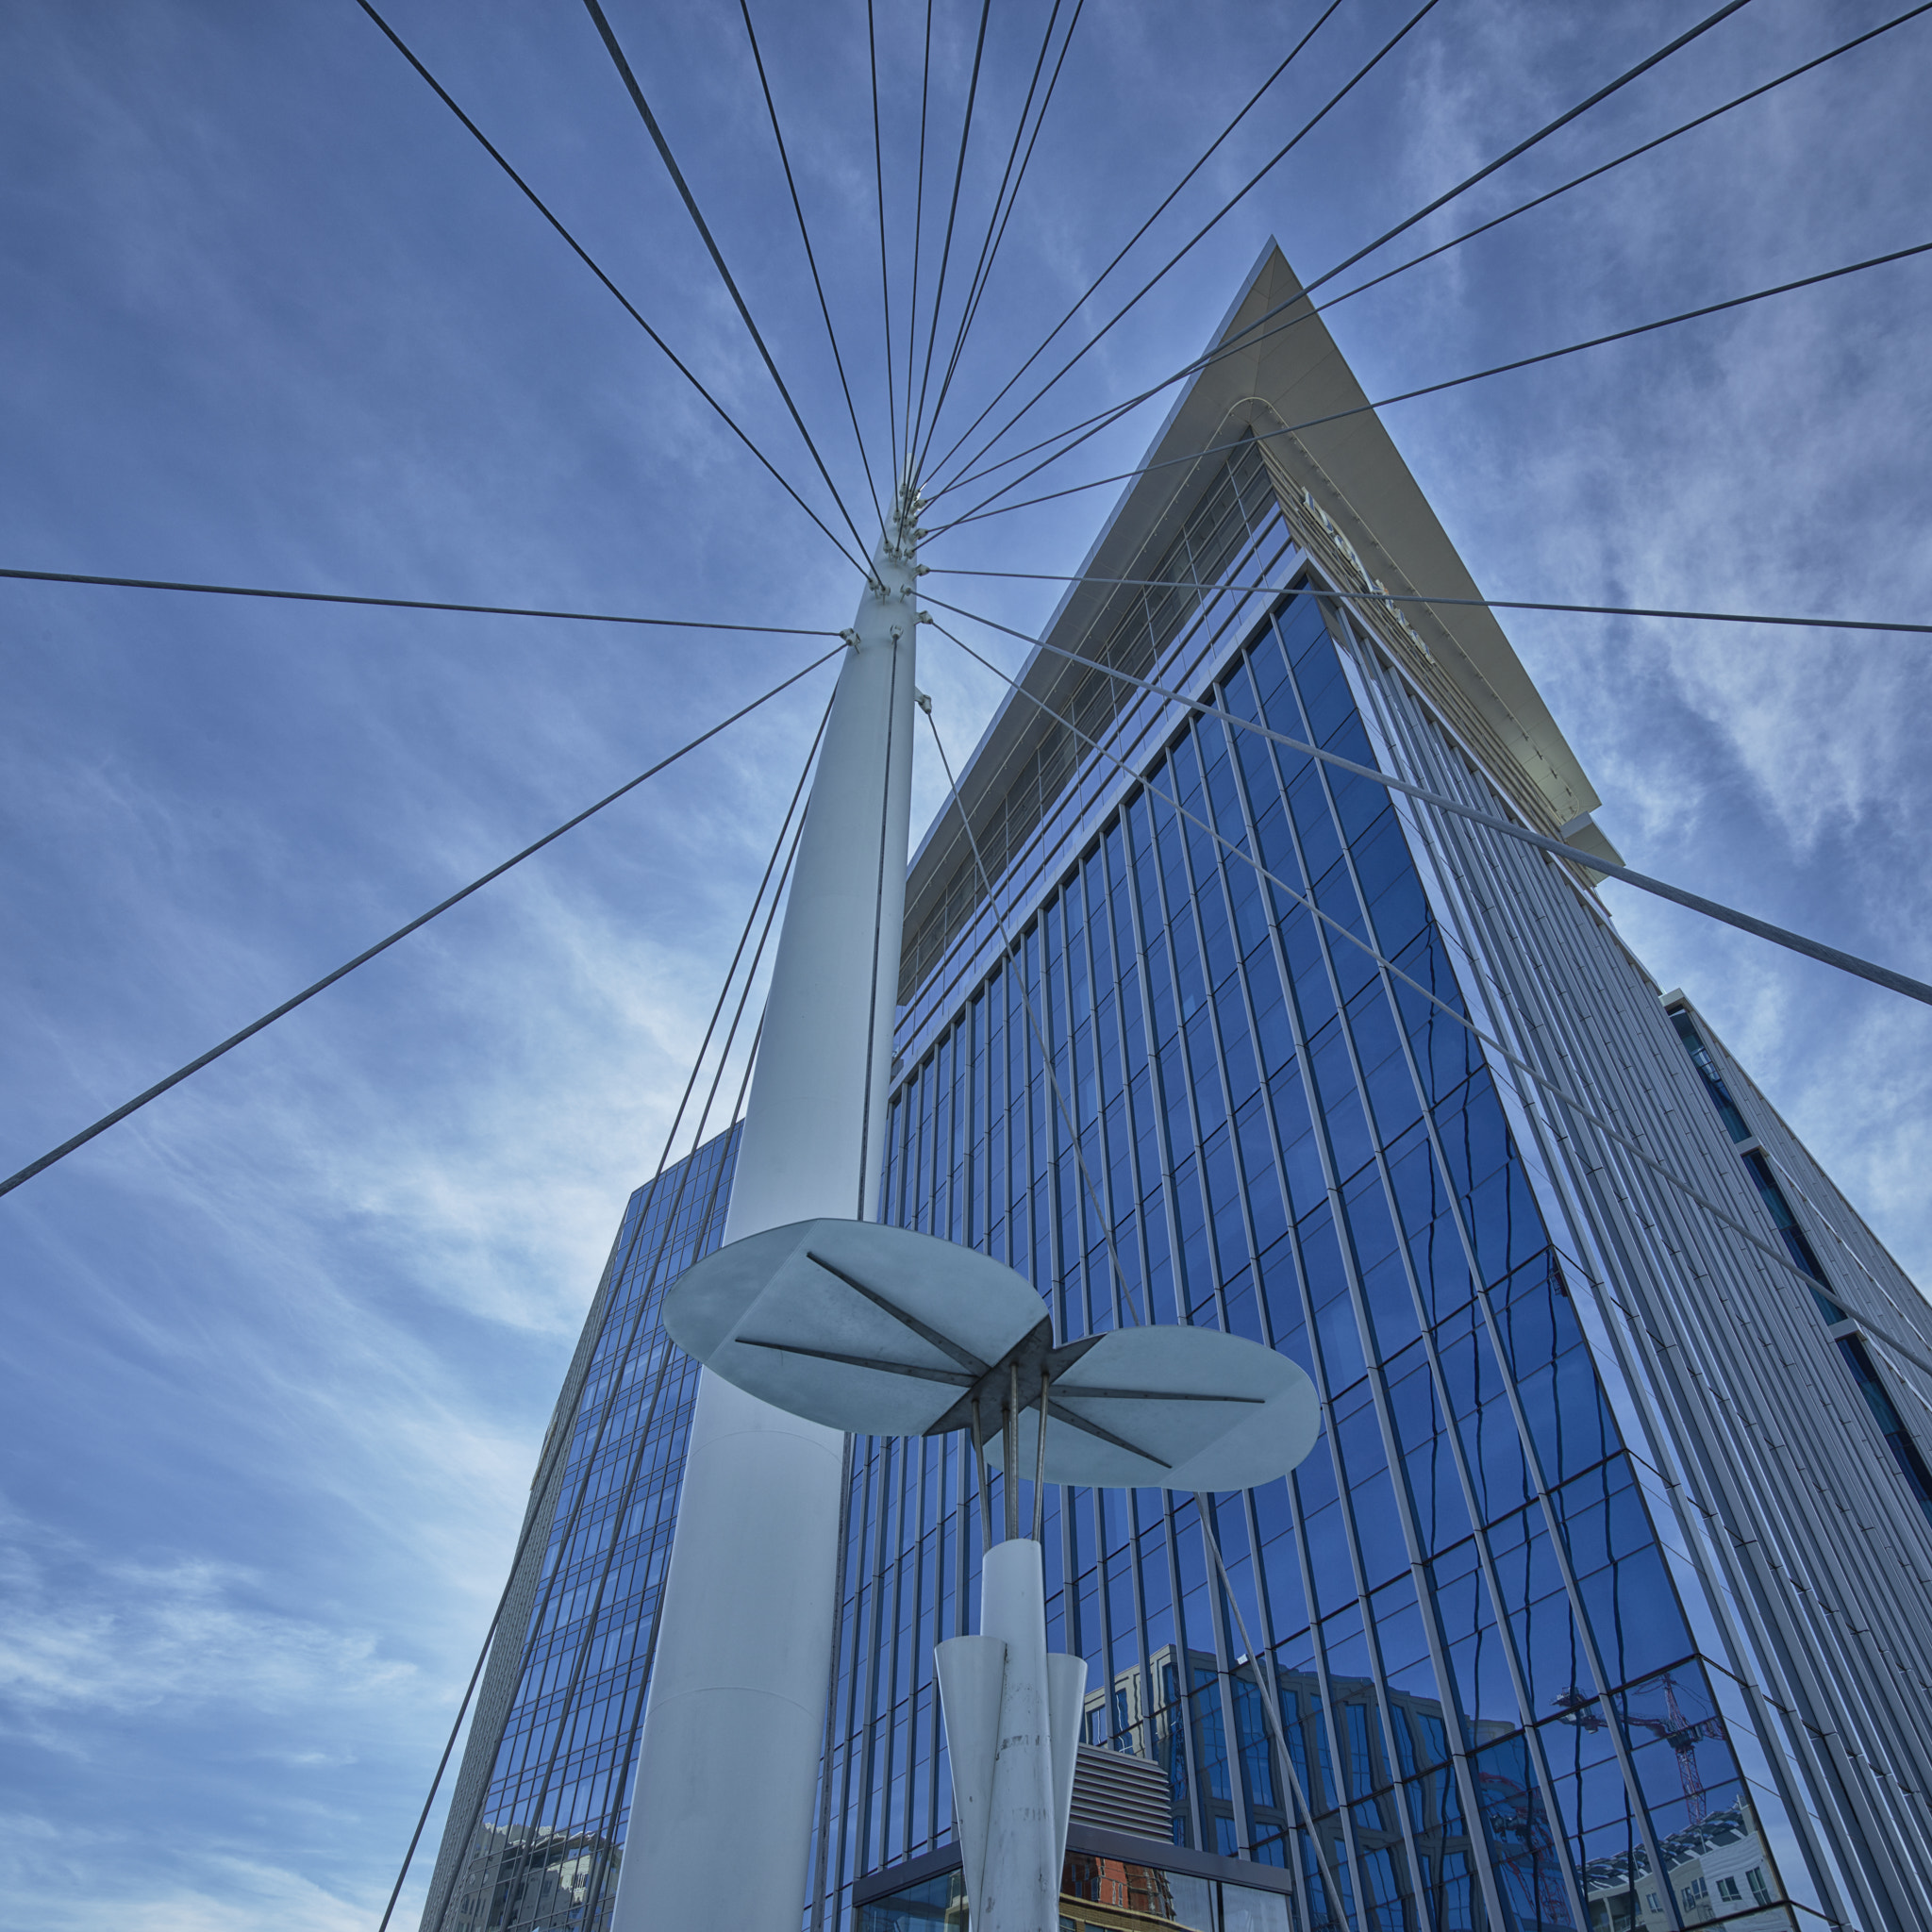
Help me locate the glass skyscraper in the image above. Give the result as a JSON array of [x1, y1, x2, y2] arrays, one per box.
[[419, 1125, 741, 1932], [422, 248, 1932, 1932]]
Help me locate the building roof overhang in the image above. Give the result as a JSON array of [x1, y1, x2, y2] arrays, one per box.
[[904, 242, 1614, 962]]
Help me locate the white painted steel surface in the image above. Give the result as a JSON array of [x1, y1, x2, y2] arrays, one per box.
[[979, 1542, 1058, 1932], [995, 1324, 1320, 1491], [1044, 1654, 1086, 1880], [664, 1216, 1045, 1434], [932, 1634, 1003, 1910], [609, 517, 918, 1932], [939, 1540, 1084, 1932], [666, 1214, 1320, 1489]]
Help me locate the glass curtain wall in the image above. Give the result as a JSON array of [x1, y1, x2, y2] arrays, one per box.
[[821, 596, 1798, 1932], [426, 1124, 741, 1932], [1667, 1007, 1932, 1526]]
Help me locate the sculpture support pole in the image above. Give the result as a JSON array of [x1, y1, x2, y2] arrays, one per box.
[[979, 1542, 1060, 1922], [610, 493, 920, 1932], [937, 1419, 1085, 1932], [1032, 1374, 1049, 1542], [1004, 1370, 1021, 1542]]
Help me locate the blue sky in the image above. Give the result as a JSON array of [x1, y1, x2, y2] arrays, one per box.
[[1, 1, 1928, 1925]]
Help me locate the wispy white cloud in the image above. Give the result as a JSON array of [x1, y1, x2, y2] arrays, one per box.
[[3, 0, 1929, 1923], [0, 1523, 412, 1725], [0, 1811, 375, 1932]]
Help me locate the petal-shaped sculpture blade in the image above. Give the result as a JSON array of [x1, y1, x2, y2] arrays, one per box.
[[999, 1325, 1321, 1492], [668, 1220, 1320, 1494], [663, 1217, 1047, 1438]]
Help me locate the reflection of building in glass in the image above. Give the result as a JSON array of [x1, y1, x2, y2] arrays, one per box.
[[1578, 1793, 1790, 1932], [442, 1823, 613, 1932], [1060, 1853, 1224, 1931], [1061, 1852, 1190, 1927], [857, 1866, 968, 1932], [1095, 1645, 1481, 1932], [856, 1852, 1263, 1932], [422, 246, 1932, 1932]]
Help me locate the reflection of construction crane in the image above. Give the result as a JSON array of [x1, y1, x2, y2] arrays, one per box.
[[1555, 1679, 1725, 1823], [1473, 1768, 1574, 1927]]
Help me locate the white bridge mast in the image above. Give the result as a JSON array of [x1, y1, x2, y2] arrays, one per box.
[[609, 488, 921, 1931]]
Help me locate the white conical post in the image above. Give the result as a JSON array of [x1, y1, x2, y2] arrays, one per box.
[[979, 1541, 1061, 1929], [938, 1526, 1086, 1932], [609, 497, 920, 1932], [934, 1634, 1005, 1906]]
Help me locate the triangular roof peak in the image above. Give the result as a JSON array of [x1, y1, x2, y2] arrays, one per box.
[[903, 242, 1612, 1008], [1049, 241, 1606, 836]]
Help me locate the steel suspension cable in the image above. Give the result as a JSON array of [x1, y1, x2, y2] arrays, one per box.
[[0, 563, 844, 635], [930, 0, 1439, 493], [924, 593, 1932, 1007], [921, 700, 1150, 1331], [925, 236, 1932, 535], [379, 692, 826, 1932], [1307, 0, 1932, 321], [920, 0, 1349, 488], [422, 980, 774, 1932], [450, 786, 810, 1932], [738, 0, 885, 529], [1285, 0, 1757, 308], [935, 0, 1912, 508], [904, 0, 938, 485], [868, 0, 900, 488], [571, 1016, 764, 1932], [929, 617, 1932, 1383], [1195, 1500, 1351, 1922], [650, 698, 828, 1180], [941, 0, 1086, 408], [578, 0, 874, 563], [925, 568, 1932, 638], [934, 0, 1757, 498], [0, 645, 841, 1203], [929, 0, 1932, 508], [916, 0, 1079, 478], [375, 1495, 550, 1932], [906, 0, 995, 474], [930, 690, 1361, 1909], [353, 0, 864, 576]]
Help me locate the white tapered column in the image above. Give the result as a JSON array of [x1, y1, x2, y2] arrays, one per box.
[[979, 1541, 1062, 1928], [610, 503, 920, 1931], [935, 1537, 1086, 1932]]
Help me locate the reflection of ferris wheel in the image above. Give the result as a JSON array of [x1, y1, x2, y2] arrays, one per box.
[[1473, 1769, 1573, 1928]]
